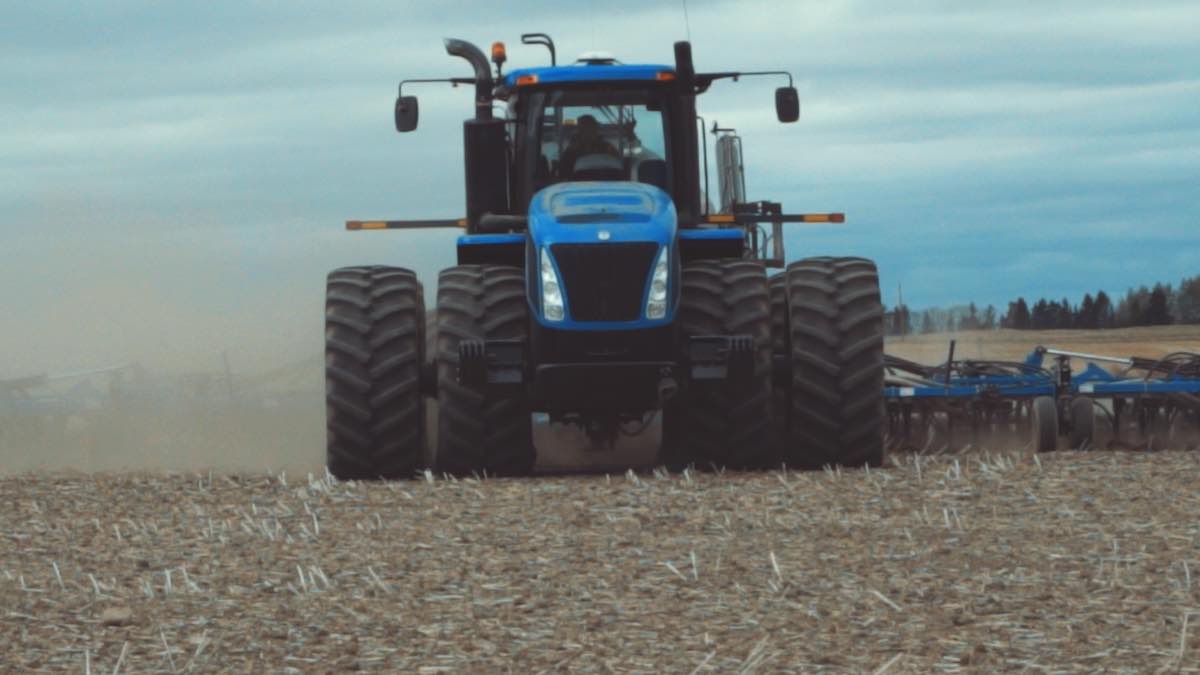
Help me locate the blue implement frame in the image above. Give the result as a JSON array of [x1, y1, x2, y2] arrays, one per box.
[[884, 343, 1200, 452]]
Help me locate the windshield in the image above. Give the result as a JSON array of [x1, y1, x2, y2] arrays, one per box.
[[523, 87, 671, 195]]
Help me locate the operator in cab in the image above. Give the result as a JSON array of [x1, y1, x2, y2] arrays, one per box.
[[560, 114, 619, 178]]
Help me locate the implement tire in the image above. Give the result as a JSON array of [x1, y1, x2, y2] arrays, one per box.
[[1032, 395, 1059, 452], [325, 266, 425, 480], [662, 260, 775, 470], [784, 257, 886, 469], [434, 265, 535, 476], [1169, 410, 1200, 451], [1068, 397, 1095, 449]]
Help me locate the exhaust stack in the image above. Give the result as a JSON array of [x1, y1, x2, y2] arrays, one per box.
[[444, 38, 494, 119]]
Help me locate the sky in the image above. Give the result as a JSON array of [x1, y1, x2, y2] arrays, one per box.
[[2, 0, 1198, 374]]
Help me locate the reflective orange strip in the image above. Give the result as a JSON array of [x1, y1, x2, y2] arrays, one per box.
[[800, 213, 845, 223], [346, 219, 468, 230], [706, 214, 736, 223], [656, 71, 676, 81]]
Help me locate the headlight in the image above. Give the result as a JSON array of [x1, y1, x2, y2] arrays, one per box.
[[540, 248, 565, 321], [645, 246, 669, 319]]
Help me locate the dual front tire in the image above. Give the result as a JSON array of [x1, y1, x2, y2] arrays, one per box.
[[772, 257, 887, 469], [432, 266, 536, 476], [662, 260, 774, 469], [324, 266, 426, 480], [324, 264, 534, 479], [664, 256, 887, 470]]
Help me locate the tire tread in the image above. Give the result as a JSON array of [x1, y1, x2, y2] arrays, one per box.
[[325, 266, 425, 479], [783, 257, 885, 468]]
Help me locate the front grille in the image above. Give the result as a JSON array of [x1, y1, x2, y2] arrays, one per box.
[[551, 242, 658, 322]]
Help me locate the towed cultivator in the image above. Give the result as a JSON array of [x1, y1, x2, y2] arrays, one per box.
[[885, 344, 1200, 452]]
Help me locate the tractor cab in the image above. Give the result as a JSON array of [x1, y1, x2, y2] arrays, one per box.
[[501, 66, 679, 206], [392, 37, 800, 234]]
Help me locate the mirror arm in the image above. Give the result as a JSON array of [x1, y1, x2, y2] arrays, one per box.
[[695, 70, 793, 90], [398, 77, 475, 97], [736, 70, 794, 87]]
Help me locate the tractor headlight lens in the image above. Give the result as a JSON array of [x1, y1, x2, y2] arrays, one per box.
[[540, 248, 565, 321], [645, 246, 669, 319]]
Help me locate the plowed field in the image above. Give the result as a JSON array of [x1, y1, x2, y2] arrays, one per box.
[[3, 451, 1198, 672]]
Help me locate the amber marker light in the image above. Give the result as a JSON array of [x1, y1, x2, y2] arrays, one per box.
[[515, 74, 539, 86]]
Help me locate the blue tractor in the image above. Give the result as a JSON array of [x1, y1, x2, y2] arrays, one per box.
[[325, 35, 885, 478]]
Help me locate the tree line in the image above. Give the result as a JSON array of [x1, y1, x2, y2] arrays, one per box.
[[887, 274, 1200, 335]]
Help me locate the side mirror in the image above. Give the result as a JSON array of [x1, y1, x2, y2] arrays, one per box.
[[395, 96, 419, 132], [775, 87, 800, 123]]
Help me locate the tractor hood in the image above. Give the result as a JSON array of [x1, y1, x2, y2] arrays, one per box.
[[527, 182, 679, 329], [527, 182, 677, 248]]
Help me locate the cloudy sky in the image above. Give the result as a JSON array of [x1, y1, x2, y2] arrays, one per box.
[[2, 1, 1198, 373]]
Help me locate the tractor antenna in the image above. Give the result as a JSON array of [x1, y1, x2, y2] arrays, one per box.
[[681, 0, 692, 41]]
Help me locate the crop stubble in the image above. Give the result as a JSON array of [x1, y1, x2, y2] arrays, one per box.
[[1, 452, 1199, 672]]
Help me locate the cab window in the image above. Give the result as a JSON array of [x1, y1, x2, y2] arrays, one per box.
[[525, 87, 671, 193]]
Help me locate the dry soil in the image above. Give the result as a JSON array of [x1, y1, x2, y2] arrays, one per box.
[[2, 451, 1198, 672]]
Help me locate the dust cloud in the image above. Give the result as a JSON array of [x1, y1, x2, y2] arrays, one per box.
[[1, 203, 340, 475], [0, 201, 665, 475], [0, 274, 329, 475]]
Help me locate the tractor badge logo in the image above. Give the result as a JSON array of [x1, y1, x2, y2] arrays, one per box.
[[597, 230, 611, 241]]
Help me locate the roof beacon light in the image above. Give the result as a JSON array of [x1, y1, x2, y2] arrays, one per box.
[[491, 42, 506, 65]]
